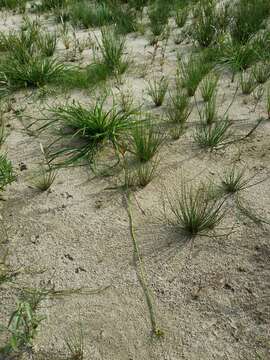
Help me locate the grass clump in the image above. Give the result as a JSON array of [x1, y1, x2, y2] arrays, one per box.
[[175, 7, 189, 28], [96, 27, 128, 76], [178, 55, 212, 96], [230, 0, 270, 44], [1, 57, 65, 88], [167, 181, 225, 236], [70, 1, 113, 28], [124, 160, 158, 188], [166, 88, 192, 128], [239, 71, 257, 95], [147, 76, 168, 106], [33, 165, 57, 191], [65, 324, 84, 360], [194, 117, 231, 149], [0, 154, 15, 191], [43, 100, 137, 166], [220, 166, 249, 194], [199, 95, 217, 125], [252, 62, 270, 84], [0, 0, 26, 11], [0, 20, 61, 89], [131, 123, 164, 163], [191, 0, 218, 47], [199, 72, 218, 102], [218, 40, 257, 80], [148, 0, 170, 36], [110, 4, 138, 35], [0, 290, 45, 354]]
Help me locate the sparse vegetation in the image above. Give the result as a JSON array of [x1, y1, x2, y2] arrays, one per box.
[[175, 7, 188, 28], [0, 1, 269, 358], [131, 123, 164, 163], [167, 181, 225, 235], [65, 324, 84, 360], [199, 73, 219, 102], [178, 55, 212, 96], [0, 290, 45, 354], [267, 86, 270, 119], [199, 95, 217, 125], [0, 154, 15, 191], [42, 100, 137, 165], [147, 76, 168, 106], [252, 62, 270, 84], [95, 27, 128, 76], [239, 71, 257, 95], [166, 88, 192, 128], [220, 166, 250, 194], [194, 117, 231, 149]]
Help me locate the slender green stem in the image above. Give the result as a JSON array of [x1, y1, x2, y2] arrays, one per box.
[[125, 191, 163, 337]]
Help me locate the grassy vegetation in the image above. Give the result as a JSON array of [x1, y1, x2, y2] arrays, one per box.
[[220, 166, 250, 194], [40, 100, 137, 166], [148, 0, 171, 36], [230, 0, 270, 44], [166, 88, 192, 129], [239, 71, 257, 95], [199, 73, 218, 102], [0, 0, 27, 11], [147, 76, 168, 106], [1, 0, 270, 356], [0, 154, 15, 191], [65, 325, 84, 360], [178, 54, 212, 96], [131, 123, 164, 163], [0, 290, 45, 354], [95, 27, 128, 76], [167, 182, 225, 235], [124, 159, 158, 188], [194, 117, 231, 149]]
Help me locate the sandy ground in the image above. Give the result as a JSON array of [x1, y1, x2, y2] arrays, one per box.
[[0, 8, 270, 360]]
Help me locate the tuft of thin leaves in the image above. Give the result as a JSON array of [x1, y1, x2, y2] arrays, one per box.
[[220, 166, 250, 194], [175, 7, 189, 28], [0, 290, 45, 354], [178, 55, 212, 96], [96, 27, 128, 76], [191, 0, 218, 47], [199, 72, 219, 102], [148, 1, 170, 36], [131, 123, 165, 163], [124, 159, 158, 188], [42, 100, 137, 166], [198, 95, 217, 125], [0, 154, 15, 191], [65, 324, 84, 360], [147, 76, 168, 106], [194, 117, 231, 149], [166, 88, 192, 127], [33, 165, 57, 191], [230, 0, 270, 44], [69, 1, 113, 29], [252, 62, 270, 84], [239, 71, 257, 95], [167, 181, 225, 235], [0, 57, 66, 88]]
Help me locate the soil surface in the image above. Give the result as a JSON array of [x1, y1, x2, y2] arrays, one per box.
[[0, 7, 270, 360]]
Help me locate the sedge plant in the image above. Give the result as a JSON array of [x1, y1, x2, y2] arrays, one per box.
[[147, 76, 168, 107], [167, 181, 225, 236], [131, 123, 165, 163]]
